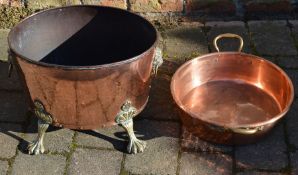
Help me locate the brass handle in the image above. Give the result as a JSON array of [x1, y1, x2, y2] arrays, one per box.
[[231, 126, 264, 135], [213, 33, 244, 52]]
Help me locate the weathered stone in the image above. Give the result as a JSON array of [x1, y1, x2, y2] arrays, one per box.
[[291, 151, 298, 175], [284, 70, 298, 97], [64, 0, 81, 5], [0, 0, 23, 7], [68, 148, 122, 175], [181, 127, 232, 153], [285, 99, 298, 148], [288, 20, 298, 51], [205, 21, 252, 53], [237, 171, 283, 175], [0, 5, 33, 29], [76, 125, 126, 150], [179, 152, 233, 175], [129, 0, 183, 12], [235, 124, 287, 170], [0, 92, 27, 122], [83, 0, 127, 9], [0, 123, 23, 159], [276, 56, 298, 68], [12, 152, 66, 175], [23, 119, 74, 153], [242, 0, 292, 13], [248, 21, 297, 56], [163, 25, 208, 62], [157, 59, 180, 76], [27, 0, 64, 9], [260, 56, 277, 63], [0, 29, 9, 62], [140, 67, 180, 121], [0, 62, 23, 90], [0, 160, 8, 175], [185, 0, 236, 14], [124, 120, 180, 175]]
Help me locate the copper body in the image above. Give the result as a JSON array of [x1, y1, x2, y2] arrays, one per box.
[[171, 52, 294, 144], [8, 6, 157, 129]]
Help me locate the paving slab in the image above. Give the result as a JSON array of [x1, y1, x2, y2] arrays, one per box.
[[140, 69, 180, 121], [0, 62, 23, 91], [0, 123, 23, 159], [179, 152, 233, 175], [289, 20, 298, 48], [163, 25, 209, 62], [284, 69, 298, 97], [235, 124, 287, 171], [237, 171, 283, 175], [285, 99, 298, 148], [259, 56, 277, 63], [181, 127, 232, 153], [68, 148, 122, 175], [27, 0, 64, 9], [22, 119, 74, 153], [291, 151, 298, 175], [276, 56, 298, 69], [205, 21, 252, 53], [0, 160, 8, 175], [157, 59, 181, 75], [76, 125, 126, 151], [0, 29, 9, 62], [0, 91, 28, 123], [12, 151, 66, 175], [248, 21, 297, 56], [124, 120, 180, 175]]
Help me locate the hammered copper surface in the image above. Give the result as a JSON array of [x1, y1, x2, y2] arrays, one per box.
[[171, 52, 294, 144], [8, 6, 157, 129]]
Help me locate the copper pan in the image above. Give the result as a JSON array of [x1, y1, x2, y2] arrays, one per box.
[[171, 33, 294, 145]]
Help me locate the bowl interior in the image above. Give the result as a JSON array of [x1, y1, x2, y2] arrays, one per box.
[[171, 52, 294, 127], [8, 6, 157, 66]]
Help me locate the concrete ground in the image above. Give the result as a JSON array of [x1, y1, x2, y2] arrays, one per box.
[[1, 20, 298, 175]]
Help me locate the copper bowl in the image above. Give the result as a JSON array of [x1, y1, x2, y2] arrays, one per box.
[[8, 5, 162, 154], [171, 34, 294, 145]]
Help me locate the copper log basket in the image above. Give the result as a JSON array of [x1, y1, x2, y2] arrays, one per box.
[[7, 5, 163, 154], [171, 33, 294, 145]]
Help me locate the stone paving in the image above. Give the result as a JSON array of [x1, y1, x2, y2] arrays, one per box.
[[1, 20, 298, 175]]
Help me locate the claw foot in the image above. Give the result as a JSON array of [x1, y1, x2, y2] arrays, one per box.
[[28, 140, 45, 155], [128, 138, 146, 154], [27, 100, 52, 155], [115, 100, 147, 154]]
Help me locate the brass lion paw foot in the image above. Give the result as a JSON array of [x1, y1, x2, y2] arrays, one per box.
[[28, 138, 45, 155], [27, 100, 52, 155], [115, 100, 147, 154], [128, 137, 146, 154]]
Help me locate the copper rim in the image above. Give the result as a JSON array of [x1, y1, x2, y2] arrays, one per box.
[[171, 51, 294, 129], [7, 5, 158, 70]]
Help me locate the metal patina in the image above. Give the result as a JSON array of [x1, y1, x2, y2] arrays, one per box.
[[115, 100, 146, 154], [152, 47, 163, 75], [27, 100, 52, 155]]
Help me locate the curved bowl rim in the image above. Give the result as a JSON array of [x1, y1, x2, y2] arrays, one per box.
[[7, 5, 158, 70], [170, 52, 295, 129]]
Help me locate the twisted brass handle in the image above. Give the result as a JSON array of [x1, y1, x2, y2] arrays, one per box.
[[213, 33, 244, 52]]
